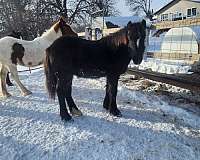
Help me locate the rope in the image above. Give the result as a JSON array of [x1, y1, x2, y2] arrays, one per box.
[[7, 66, 43, 75], [16, 66, 43, 73]]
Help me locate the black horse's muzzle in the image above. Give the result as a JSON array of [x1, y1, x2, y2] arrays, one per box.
[[129, 37, 145, 65]]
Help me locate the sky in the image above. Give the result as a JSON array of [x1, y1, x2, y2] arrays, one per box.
[[116, 0, 173, 16]]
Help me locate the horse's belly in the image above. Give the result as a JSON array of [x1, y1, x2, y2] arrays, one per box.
[[75, 68, 106, 78]]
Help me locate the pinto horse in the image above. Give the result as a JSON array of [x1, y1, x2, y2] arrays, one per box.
[[44, 20, 146, 121], [0, 17, 77, 98]]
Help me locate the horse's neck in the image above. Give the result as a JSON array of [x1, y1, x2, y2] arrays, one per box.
[[39, 28, 61, 45], [21, 29, 62, 67]]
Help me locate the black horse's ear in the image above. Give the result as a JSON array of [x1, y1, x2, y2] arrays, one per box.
[[127, 21, 132, 28], [141, 19, 146, 27]]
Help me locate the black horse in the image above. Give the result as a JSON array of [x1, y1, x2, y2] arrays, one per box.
[[44, 20, 146, 121], [7, 31, 22, 86]]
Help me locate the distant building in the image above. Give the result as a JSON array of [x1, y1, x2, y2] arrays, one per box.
[[93, 16, 150, 29], [154, 0, 200, 22], [83, 16, 151, 40]]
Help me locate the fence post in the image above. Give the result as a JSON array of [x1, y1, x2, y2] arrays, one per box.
[[94, 28, 102, 40], [85, 27, 92, 40]]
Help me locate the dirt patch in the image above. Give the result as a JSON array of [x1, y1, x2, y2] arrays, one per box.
[[120, 74, 200, 116]]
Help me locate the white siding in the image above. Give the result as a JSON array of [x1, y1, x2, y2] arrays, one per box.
[[157, 0, 200, 21]]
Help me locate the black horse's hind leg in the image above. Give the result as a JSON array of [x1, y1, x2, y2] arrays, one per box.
[[56, 74, 72, 121], [104, 75, 122, 117], [6, 73, 14, 86], [64, 75, 82, 116]]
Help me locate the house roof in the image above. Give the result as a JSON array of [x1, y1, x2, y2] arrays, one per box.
[[154, 0, 200, 15], [154, 0, 180, 15]]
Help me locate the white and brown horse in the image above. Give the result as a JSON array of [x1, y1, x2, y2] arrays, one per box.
[[0, 17, 77, 97]]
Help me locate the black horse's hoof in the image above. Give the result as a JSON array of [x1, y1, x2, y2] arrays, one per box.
[[103, 105, 109, 110], [61, 115, 73, 122], [7, 82, 14, 86], [70, 108, 83, 117], [110, 109, 122, 117]]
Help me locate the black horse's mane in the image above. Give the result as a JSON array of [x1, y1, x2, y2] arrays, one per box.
[[99, 27, 128, 49]]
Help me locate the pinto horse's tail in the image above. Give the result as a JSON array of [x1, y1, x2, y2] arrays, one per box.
[[44, 47, 57, 99]]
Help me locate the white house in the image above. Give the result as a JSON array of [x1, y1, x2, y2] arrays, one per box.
[[154, 0, 200, 22]]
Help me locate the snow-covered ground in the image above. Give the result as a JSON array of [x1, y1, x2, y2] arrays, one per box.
[[130, 58, 192, 74], [0, 68, 199, 160]]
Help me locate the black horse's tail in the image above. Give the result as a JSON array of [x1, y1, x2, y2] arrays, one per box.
[[44, 47, 57, 99]]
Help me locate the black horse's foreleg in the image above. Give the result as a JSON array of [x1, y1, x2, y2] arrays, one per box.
[[64, 76, 82, 116], [106, 75, 122, 117], [56, 76, 72, 121], [103, 81, 110, 110]]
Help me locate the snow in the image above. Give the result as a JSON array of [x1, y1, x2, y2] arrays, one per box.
[[130, 58, 192, 74], [0, 68, 199, 160]]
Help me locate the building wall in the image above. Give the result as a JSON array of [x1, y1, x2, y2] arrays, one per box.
[[157, 0, 200, 21]]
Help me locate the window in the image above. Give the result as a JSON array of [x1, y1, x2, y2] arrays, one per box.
[[161, 14, 168, 21], [187, 8, 191, 17], [192, 8, 197, 16], [187, 8, 197, 17]]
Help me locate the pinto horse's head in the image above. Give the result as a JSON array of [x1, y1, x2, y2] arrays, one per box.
[[127, 20, 146, 65], [54, 17, 78, 37], [8, 31, 22, 39]]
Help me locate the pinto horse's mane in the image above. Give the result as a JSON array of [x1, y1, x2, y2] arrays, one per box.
[[99, 27, 128, 49], [41, 20, 77, 39], [41, 21, 59, 38]]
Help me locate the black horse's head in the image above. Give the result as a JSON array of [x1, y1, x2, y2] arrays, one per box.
[[127, 20, 146, 65]]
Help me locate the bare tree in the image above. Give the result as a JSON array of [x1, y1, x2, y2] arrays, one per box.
[[42, 0, 118, 24], [94, 0, 119, 16], [0, 0, 55, 39], [0, 0, 118, 38], [126, 0, 153, 20]]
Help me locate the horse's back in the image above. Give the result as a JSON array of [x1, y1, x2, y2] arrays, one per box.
[[0, 36, 17, 43], [49, 36, 87, 51], [0, 36, 26, 48]]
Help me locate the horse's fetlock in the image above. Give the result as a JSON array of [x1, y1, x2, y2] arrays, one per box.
[[60, 112, 72, 121], [70, 107, 83, 117], [110, 108, 122, 117]]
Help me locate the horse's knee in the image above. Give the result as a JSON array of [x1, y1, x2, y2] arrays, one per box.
[[0, 67, 8, 80]]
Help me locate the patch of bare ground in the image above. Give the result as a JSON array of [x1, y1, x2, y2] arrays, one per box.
[[120, 74, 200, 116]]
